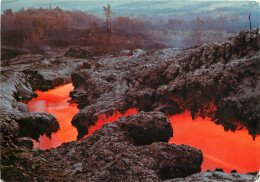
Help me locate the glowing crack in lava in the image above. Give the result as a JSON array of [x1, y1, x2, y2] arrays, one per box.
[[168, 112, 260, 173], [27, 84, 260, 173]]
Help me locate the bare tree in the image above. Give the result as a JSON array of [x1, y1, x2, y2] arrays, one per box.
[[249, 12, 252, 30], [103, 4, 114, 33]]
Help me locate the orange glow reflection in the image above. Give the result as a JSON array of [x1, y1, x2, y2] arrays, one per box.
[[27, 83, 79, 150], [168, 111, 260, 173]]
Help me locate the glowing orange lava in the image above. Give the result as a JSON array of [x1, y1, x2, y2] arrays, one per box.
[[27, 83, 79, 150], [27, 83, 138, 149], [168, 111, 260, 173], [27, 85, 260, 173]]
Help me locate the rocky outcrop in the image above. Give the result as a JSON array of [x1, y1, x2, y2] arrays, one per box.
[[16, 112, 59, 141], [165, 169, 258, 182], [1, 112, 203, 181], [116, 111, 173, 145], [0, 53, 94, 182], [0, 53, 88, 148], [71, 29, 260, 139]]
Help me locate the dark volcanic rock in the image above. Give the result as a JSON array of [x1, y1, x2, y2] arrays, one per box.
[[1, 111, 203, 181], [116, 111, 173, 145], [165, 169, 258, 182], [0, 53, 90, 147], [16, 137, 34, 149], [0, 52, 95, 181], [16, 112, 59, 141], [1, 29, 259, 182], [1, 47, 22, 61], [65, 47, 89, 58], [78, 111, 202, 181], [16, 102, 30, 113], [126, 88, 156, 111], [71, 29, 260, 139], [65, 47, 98, 59]]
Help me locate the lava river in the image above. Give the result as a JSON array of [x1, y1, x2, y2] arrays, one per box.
[[27, 83, 260, 173]]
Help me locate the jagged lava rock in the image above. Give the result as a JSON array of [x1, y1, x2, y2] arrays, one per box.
[[165, 169, 258, 182], [1, 29, 259, 182], [71, 29, 260, 139], [16, 112, 59, 141], [0, 53, 89, 147], [116, 111, 173, 145], [2, 111, 203, 181]]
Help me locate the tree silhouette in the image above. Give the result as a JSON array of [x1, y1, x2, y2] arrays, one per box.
[[249, 12, 252, 30], [103, 4, 114, 34]]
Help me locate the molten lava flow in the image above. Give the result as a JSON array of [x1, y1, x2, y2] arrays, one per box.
[[27, 83, 79, 150], [27, 83, 137, 149], [26, 84, 259, 173], [168, 111, 260, 173]]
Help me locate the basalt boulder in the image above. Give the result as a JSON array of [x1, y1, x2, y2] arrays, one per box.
[[116, 111, 173, 145], [16, 112, 59, 141]]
